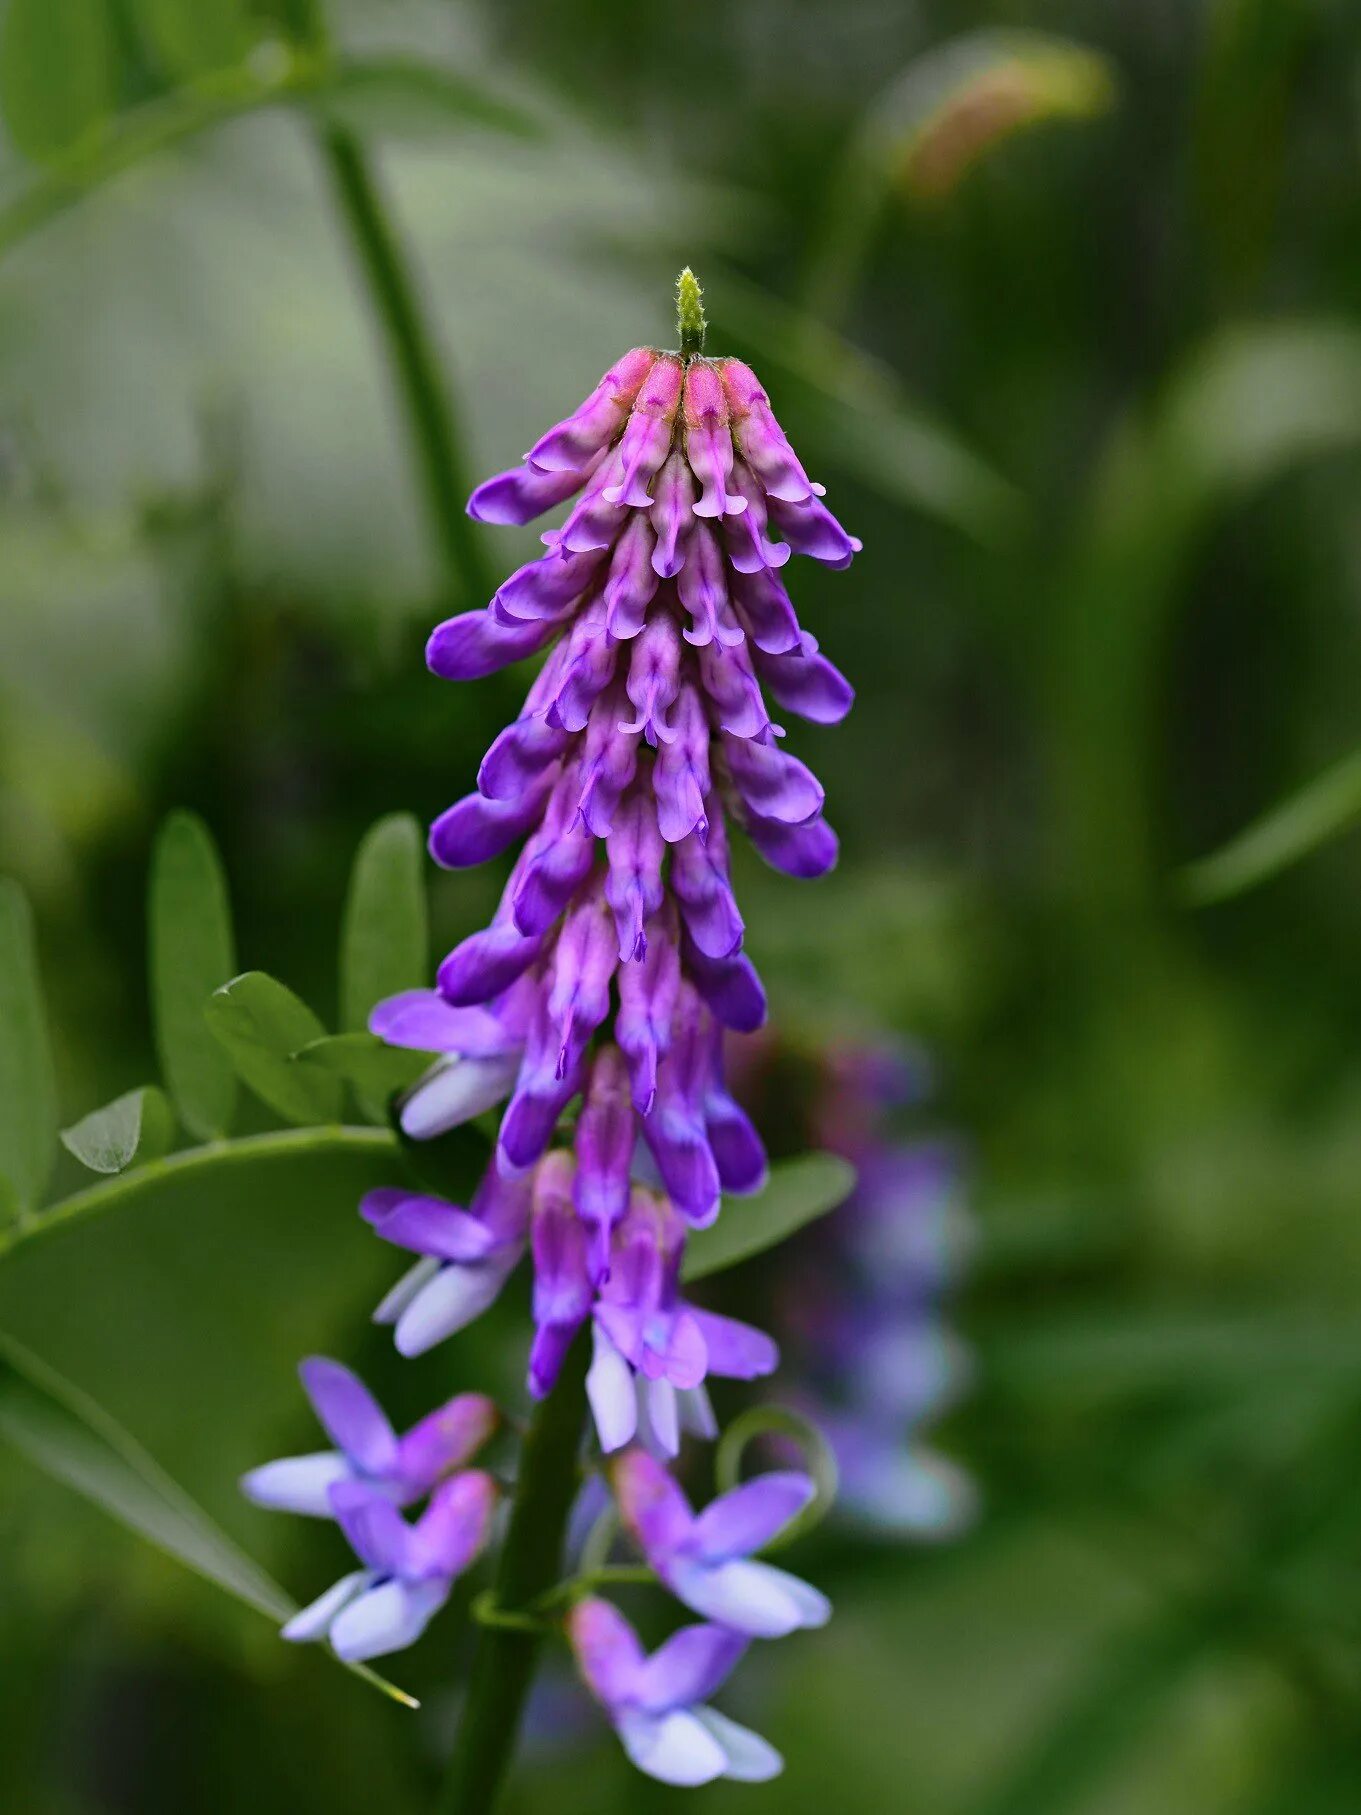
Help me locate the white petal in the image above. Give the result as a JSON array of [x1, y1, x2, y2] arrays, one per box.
[[373, 1256, 440, 1326], [398, 1056, 518, 1139], [394, 1261, 506, 1357], [694, 1706, 783, 1782], [668, 1558, 829, 1638], [617, 1710, 727, 1787], [644, 1378, 679, 1458], [329, 1576, 449, 1662], [240, 1452, 352, 1517], [281, 1569, 370, 1643], [586, 1324, 637, 1453], [678, 1384, 718, 1440]]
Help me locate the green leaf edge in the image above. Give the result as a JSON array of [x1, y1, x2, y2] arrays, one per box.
[[682, 1152, 857, 1282], [0, 1125, 396, 1265]]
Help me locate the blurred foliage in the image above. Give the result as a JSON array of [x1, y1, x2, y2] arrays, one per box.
[[3, 0, 1361, 1811]]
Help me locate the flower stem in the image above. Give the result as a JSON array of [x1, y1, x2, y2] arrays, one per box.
[[438, 1333, 589, 1814], [319, 123, 494, 608]]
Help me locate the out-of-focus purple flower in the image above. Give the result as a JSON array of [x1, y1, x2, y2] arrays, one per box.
[[586, 1186, 776, 1457], [240, 1358, 497, 1517], [567, 1597, 780, 1785], [283, 1473, 497, 1662], [612, 1449, 829, 1637]]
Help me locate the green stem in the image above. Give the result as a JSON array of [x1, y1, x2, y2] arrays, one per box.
[[318, 124, 493, 607], [438, 1333, 589, 1814]]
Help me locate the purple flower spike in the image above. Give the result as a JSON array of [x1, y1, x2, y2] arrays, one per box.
[[283, 1472, 498, 1662], [241, 1358, 497, 1517], [612, 1448, 829, 1638], [568, 1597, 780, 1786]]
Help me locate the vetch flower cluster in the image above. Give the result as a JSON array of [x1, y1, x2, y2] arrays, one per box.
[[242, 272, 858, 1788]]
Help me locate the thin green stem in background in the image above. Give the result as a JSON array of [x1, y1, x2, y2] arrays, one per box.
[[318, 122, 493, 609], [439, 1333, 590, 1814]]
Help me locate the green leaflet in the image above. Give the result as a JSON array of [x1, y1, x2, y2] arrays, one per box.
[[340, 813, 428, 1033], [61, 1086, 176, 1176], [0, 1330, 416, 1708], [682, 1152, 856, 1282], [130, 0, 255, 80], [0, 878, 58, 1214], [294, 1033, 431, 1103], [0, 0, 114, 164], [206, 971, 342, 1126], [149, 812, 240, 1141]]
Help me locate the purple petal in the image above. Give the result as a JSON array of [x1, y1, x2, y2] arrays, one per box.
[[468, 461, 592, 525], [429, 777, 554, 868], [298, 1359, 397, 1476], [683, 943, 768, 1035], [611, 1447, 695, 1558], [361, 1189, 498, 1263], [689, 1472, 813, 1561], [567, 1595, 646, 1707], [393, 1251, 520, 1356], [756, 635, 854, 725], [370, 990, 517, 1058], [328, 1480, 416, 1575], [426, 609, 555, 681], [689, 1308, 778, 1380], [723, 735, 824, 826], [704, 1088, 768, 1193], [634, 1624, 747, 1713], [438, 921, 543, 1007], [412, 1470, 497, 1576], [743, 810, 839, 879], [526, 347, 657, 473], [396, 1393, 498, 1492]]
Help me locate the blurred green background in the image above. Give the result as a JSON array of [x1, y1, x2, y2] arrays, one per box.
[[5, 0, 1361, 1810]]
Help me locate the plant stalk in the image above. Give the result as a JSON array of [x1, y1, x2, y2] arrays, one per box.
[[438, 1333, 589, 1813], [319, 123, 493, 608]]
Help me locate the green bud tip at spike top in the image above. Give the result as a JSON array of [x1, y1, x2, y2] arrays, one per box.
[[676, 266, 706, 359]]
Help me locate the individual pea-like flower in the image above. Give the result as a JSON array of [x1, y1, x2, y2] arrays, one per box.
[[566, 1596, 780, 1786], [283, 1473, 498, 1662], [369, 986, 528, 1140], [611, 1447, 830, 1637], [362, 1166, 531, 1358], [240, 1356, 497, 1516], [586, 1184, 777, 1457]]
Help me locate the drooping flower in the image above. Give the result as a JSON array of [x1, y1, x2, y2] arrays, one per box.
[[283, 1472, 498, 1662], [566, 1597, 780, 1786], [611, 1447, 830, 1637], [240, 1357, 497, 1516]]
